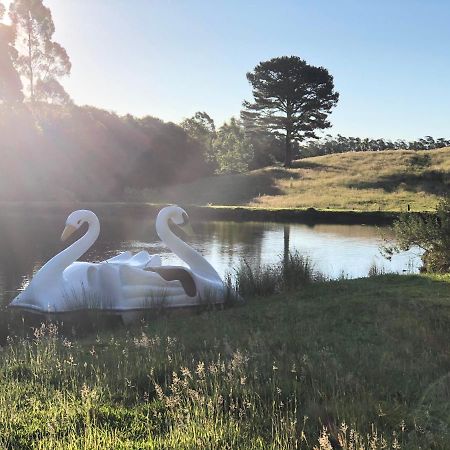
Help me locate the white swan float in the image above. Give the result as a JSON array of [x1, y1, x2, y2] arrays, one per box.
[[9, 210, 161, 313], [9, 206, 231, 314]]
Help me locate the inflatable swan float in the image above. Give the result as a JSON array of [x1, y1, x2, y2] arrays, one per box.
[[10, 206, 229, 313]]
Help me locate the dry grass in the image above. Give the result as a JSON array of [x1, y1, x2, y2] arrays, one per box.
[[127, 148, 450, 211]]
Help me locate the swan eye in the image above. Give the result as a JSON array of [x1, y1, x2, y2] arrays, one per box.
[[181, 212, 189, 225], [77, 220, 81, 225]]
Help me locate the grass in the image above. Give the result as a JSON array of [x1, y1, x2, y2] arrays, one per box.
[[1, 270, 449, 448], [126, 148, 450, 212]]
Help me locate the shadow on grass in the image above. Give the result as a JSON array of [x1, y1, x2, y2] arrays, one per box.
[[347, 170, 450, 195], [157, 171, 284, 206], [291, 159, 344, 171], [266, 168, 301, 180]]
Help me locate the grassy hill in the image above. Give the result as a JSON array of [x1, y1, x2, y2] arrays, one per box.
[[128, 148, 450, 211], [1, 274, 449, 448]]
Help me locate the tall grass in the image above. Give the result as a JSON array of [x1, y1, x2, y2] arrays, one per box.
[[0, 271, 449, 448], [232, 251, 324, 297], [0, 322, 413, 449]]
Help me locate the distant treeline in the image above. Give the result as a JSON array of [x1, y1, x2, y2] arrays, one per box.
[[0, 103, 289, 201], [0, 104, 210, 201], [300, 135, 450, 158]]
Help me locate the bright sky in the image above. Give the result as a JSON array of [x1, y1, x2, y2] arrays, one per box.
[[6, 0, 450, 139]]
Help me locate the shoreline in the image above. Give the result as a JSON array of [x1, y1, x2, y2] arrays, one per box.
[[0, 202, 430, 225], [0, 201, 429, 225]]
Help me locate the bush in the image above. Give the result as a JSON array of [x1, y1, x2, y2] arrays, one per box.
[[383, 196, 450, 273]]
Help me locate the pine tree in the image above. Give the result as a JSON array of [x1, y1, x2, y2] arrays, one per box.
[[242, 56, 339, 168]]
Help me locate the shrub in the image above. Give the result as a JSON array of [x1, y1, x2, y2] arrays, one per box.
[[383, 196, 450, 273]]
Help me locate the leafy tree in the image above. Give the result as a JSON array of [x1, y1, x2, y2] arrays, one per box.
[[9, 0, 71, 104], [213, 118, 253, 174], [244, 127, 284, 169], [383, 197, 450, 273], [0, 1, 23, 102], [180, 111, 216, 171], [242, 56, 339, 168]]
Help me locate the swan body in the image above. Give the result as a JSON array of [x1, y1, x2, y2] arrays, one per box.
[[104, 205, 229, 309]]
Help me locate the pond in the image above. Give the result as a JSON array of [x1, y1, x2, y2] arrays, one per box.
[[0, 210, 422, 307]]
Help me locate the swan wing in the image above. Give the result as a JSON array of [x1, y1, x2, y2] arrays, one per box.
[[106, 251, 133, 264], [146, 255, 162, 268], [127, 251, 154, 268], [106, 251, 160, 269]]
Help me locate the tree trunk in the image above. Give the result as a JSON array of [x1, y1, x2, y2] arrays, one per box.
[[284, 130, 292, 168], [27, 14, 34, 102], [283, 225, 290, 268]]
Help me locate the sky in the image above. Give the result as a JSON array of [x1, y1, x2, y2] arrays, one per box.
[[5, 0, 450, 139]]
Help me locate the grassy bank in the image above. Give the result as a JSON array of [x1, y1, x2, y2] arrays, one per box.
[[1, 274, 449, 448], [127, 148, 450, 212], [0, 201, 402, 225]]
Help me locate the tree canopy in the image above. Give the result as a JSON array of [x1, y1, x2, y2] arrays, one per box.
[[213, 118, 254, 174], [0, 1, 23, 103], [242, 56, 339, 167], [181, 111, 217, 171], [9, 0, 71, 103]]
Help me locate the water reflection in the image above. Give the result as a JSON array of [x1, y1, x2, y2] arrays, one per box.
[[0, 211, 422, 306]]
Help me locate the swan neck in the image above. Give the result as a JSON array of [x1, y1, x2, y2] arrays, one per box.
[[40, 216, 100, 276], [156, 209, 220, 281]]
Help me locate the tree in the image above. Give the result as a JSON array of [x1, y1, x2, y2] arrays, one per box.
[[9, 0, 71, 104], [180, 111, 216, 172], [0, 1, 23, 103], [242, 56, 339, 168], [213, 118, 254, 174]]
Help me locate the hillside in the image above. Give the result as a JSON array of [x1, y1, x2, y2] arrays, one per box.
[[128, 148, 450, 211]]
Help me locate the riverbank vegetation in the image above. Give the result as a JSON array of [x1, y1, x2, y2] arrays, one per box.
[[127, 147, 450, 211], [384, 196, 450, 273], [1, 273, 449, 448]]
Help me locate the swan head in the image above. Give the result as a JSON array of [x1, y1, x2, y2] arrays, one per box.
[[61, 210, 99, 241], [160, 205, 194, 236]]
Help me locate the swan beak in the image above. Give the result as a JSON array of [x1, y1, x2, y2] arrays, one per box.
[[61, 224, 77, 241], [180, 223, 195, 237]]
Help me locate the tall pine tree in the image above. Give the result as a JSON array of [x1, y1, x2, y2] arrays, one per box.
[[242, 56, 339, 168], [9, 0, 71, 104]]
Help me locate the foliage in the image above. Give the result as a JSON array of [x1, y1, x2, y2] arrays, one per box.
[[180, 112, 285, 171], [383, 196, 450, 273], [180, 111, 217, 171], [245, 126, 286, 169], [213, 117, 254, 174], [9, 0, 71, 103], [242, 56, 339, 168], [301, 134, 450, 158], [1, 274, 449, 448], [0, 1, 23, 103], [0, 103, 210, 201]]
